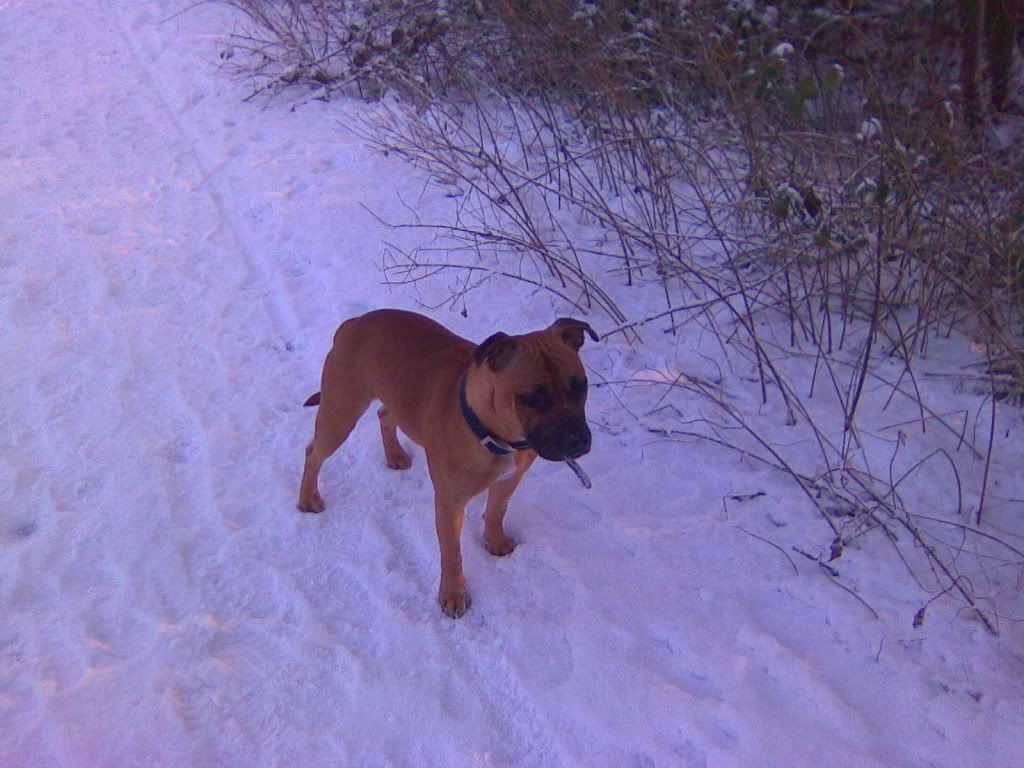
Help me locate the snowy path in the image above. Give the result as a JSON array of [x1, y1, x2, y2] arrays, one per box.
[[2, 2, 1023, 767]]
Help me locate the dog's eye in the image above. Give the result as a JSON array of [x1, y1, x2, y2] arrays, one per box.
[[517, 386, 551, 411], [568, 377, 588, 399]]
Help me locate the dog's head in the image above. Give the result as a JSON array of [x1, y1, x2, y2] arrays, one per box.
[[473, 318, 598, 461]]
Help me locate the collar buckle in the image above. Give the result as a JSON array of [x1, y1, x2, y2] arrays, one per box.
[[480, 436, 513, 456]]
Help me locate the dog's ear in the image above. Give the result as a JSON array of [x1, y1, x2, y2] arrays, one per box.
[[473, 332, 518, 371], [549, 318, 599, 351]]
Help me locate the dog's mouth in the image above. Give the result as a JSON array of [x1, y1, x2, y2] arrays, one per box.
[[527, 421, 591, 462]]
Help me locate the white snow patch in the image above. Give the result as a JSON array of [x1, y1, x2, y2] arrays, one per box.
[[771, 42, 794, 58]]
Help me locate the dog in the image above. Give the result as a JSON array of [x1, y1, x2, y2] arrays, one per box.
[[298, 309, 597, 618]]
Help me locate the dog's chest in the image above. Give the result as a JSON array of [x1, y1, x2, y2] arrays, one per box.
[[492, 455, 516, 483]]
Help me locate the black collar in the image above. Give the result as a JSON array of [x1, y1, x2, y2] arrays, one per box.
[[458, 373, 531, 456]]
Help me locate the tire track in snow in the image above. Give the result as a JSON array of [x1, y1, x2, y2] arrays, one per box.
[[374, 501, 569, 767], [110, 0, 411, 689], [105, 2, 277, 508], [106, 1, 317, 529], [109, 1, 304, 342], [96, 4, 377, 752]]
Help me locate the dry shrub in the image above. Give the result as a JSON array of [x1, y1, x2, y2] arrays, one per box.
[[219, 0, 499, 101]]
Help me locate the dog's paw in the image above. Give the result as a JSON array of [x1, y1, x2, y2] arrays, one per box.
[[484, 533, 517, 557], [438, 584, 472, 619], [297, 492, 325, 514]]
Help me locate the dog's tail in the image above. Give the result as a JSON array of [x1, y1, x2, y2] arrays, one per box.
[[303, 392, 321, 407]]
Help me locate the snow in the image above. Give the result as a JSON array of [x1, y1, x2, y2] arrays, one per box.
[[2, 2, 1023, 767], [857, 117, 883, 141]]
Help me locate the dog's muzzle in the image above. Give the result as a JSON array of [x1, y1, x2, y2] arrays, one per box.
[[529, 419, 591, 461]]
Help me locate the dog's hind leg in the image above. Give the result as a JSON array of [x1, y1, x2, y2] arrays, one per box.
[[298, 385, 371, 513], [377, 406, 412, 470]]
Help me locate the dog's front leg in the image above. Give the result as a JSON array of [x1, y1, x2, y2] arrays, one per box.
[[434, 488, 471, 618], [483, 450, 537, 556]]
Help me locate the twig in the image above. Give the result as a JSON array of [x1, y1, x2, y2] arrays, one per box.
[[735, 526, 799, 576], [823, 569, 881, 620]]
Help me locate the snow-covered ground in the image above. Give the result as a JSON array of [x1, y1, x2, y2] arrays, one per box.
[[2, 2, 1023, 766]]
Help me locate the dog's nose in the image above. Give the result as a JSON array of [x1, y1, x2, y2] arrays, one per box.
[[563, 426, 591, 458]]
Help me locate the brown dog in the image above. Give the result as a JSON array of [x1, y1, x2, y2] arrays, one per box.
[[298, 309, 597, 617]]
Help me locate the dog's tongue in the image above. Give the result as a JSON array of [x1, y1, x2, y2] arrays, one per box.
[[565, 458, 592, 489]]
